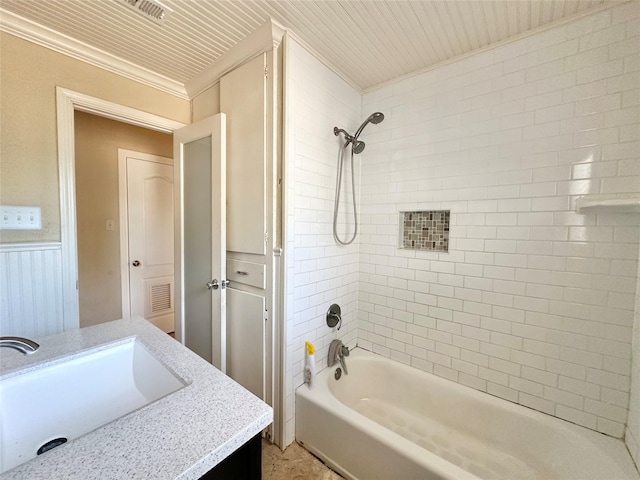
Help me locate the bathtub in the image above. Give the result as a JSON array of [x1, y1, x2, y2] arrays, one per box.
[[296, 348, 639, 480]]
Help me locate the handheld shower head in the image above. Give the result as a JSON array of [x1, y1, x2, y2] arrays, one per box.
[[354, 112, 385, 139], [369, 111, 385, 124]]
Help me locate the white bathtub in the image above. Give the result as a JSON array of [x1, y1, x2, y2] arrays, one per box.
[[296, 348, 639, 480]]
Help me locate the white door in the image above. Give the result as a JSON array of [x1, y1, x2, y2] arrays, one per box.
[[124, 153, 174, 333], [174, 114, 226, 370]]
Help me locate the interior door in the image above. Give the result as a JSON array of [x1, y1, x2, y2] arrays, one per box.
[[173, 114, 226, 370], [126, 155, 174, 333]]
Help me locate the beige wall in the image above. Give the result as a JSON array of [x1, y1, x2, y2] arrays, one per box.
[[0, 32, 190, 243], [628, 236, 640, 470], [74, 111, 172, 328], [192, 83, 221, 121]]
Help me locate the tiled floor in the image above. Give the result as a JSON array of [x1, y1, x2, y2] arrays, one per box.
[[262, 439, 344, 480]]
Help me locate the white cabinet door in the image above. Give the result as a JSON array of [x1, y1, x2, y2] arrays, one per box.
[[227, 287, 265, 399], [220, 53, 267, 255], [173, 114, 227, 370]]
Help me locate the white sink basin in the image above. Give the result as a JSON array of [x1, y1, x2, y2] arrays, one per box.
[[0, 338, 186, 474]]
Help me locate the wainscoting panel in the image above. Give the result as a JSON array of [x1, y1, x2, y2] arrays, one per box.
[[0, 243, 65, 338]]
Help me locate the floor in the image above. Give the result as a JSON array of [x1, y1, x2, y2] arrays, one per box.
[[262, 439, 344, 480]]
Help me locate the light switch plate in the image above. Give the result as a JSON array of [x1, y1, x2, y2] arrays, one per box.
[[1, 206, 42, 230]]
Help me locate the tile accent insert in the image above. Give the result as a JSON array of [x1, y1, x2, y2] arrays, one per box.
[[400, 211, 450, 251]]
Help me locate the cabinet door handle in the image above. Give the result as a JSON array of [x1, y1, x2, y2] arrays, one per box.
[[236, 270, 248, 275]]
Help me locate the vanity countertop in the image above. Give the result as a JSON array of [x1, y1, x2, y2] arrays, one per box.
[[0, 318, 273, 480]]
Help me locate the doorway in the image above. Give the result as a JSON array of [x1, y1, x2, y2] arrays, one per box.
[[74, 112, 173, 329]]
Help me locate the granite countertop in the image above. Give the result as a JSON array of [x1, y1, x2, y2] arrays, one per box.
[[0, 318, 273, 479]]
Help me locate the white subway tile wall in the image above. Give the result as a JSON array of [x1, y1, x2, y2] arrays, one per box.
[[360, 1, 639, 440], [284, 38, 361, 445], [283, 2, 640, 450]]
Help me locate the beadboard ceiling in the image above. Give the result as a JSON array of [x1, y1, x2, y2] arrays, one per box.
[[0, 0, 620, 95]]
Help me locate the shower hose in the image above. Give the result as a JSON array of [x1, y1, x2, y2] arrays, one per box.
[[333, 142, 358, 245]]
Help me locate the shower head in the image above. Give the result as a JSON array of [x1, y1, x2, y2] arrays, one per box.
[[354, 112, 385, 139], [352, 140, 365, 154]]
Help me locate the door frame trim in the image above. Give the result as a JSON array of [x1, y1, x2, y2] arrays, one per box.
[[117, 149, 173, 322], [56, 87, 186, 330]]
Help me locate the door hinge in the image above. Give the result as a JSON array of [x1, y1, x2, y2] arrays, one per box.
[[265, 66, 268, 78], [264, 309, 268, 322]]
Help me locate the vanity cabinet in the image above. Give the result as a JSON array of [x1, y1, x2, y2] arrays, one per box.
[[0, 318, 272, 479], [201, 434, 261, 480]]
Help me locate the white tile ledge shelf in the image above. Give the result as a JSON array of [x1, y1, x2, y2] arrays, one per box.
[[576, 194, 640, 214], [0, 317, 273, 480]]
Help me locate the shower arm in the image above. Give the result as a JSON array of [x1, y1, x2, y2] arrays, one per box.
[[334, 127, 355, 144]]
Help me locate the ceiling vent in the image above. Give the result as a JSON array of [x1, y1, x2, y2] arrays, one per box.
[[119, 0, 173, 24]]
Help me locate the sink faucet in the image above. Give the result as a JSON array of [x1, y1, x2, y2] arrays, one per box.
[[0, 336, 39, 354], [328, 339, 349, 375]]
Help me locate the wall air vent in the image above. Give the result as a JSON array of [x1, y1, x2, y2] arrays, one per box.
[[119, 0, 173, 24]]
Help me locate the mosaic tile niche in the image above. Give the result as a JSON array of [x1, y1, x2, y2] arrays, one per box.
[[400, 210, 450, 252]]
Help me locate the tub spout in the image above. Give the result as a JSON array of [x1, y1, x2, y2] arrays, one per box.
[[0, 336, 39, 354], [328, 339, 349, 375], [339, 348, 349, 375]]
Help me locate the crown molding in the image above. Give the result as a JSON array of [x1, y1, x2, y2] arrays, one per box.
[[185, 18, 285, 98], [0, 8, 189, 100]]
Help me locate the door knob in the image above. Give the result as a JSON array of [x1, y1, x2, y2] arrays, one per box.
[[206, 279, 230, 290], [132, 260, 141, 267]]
